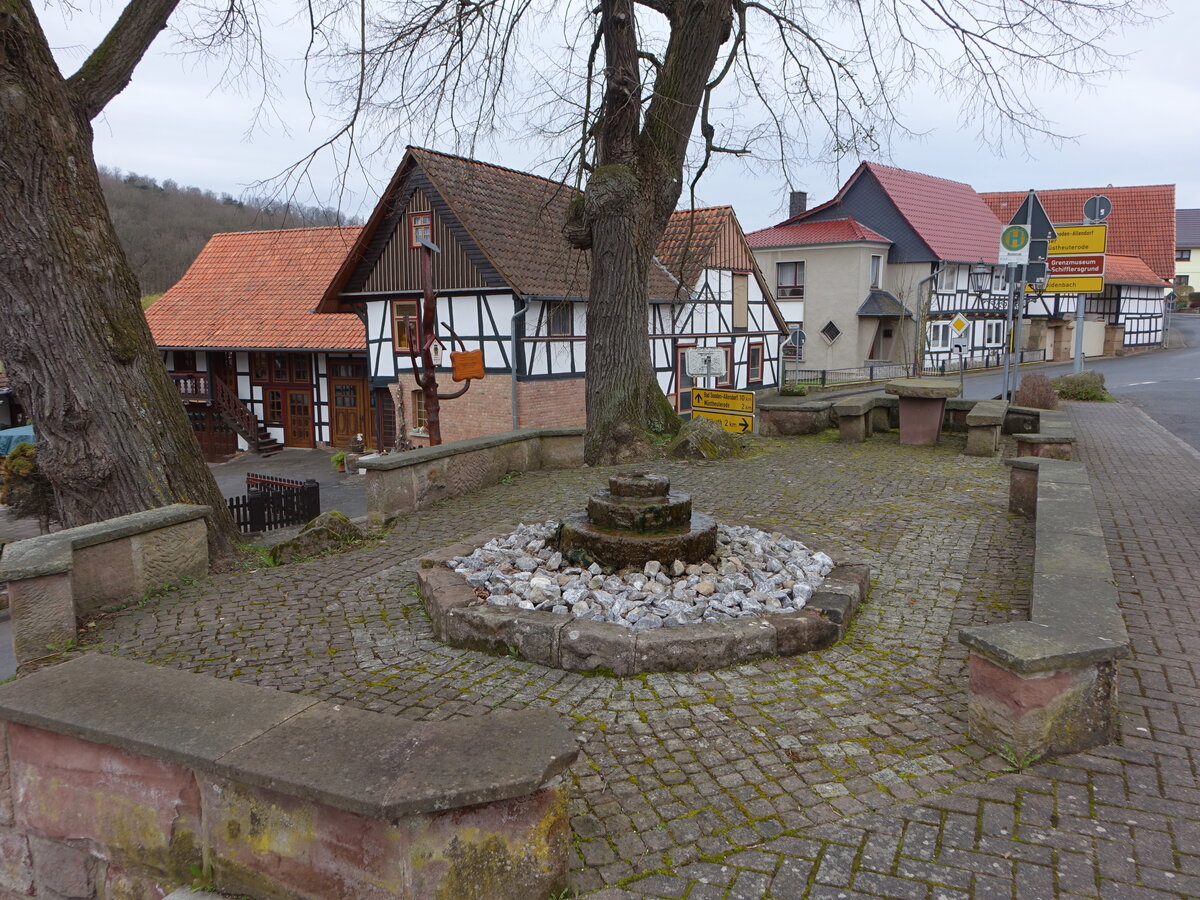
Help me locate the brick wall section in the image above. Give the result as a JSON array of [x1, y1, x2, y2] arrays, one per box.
[[395, 374, 585, 447], [517, 377, 586, 429]]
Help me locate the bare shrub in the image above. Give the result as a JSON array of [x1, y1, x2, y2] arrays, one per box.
[[1014, 374, 1058, 410]]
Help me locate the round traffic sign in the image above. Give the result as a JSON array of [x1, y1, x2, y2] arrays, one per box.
[[1001, 225, 1030, 251], [1084, 195, 1112, 222]]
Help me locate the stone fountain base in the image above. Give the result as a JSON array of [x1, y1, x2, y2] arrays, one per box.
[[556, 511, 717, 569]]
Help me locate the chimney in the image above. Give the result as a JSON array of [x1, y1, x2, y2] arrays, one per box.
[[789, 190, 808, 218]]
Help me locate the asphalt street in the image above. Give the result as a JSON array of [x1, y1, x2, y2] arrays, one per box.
[[961, 313, 1200, 452]]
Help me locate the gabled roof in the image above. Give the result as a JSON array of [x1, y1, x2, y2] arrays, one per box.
[[746, 216, 891, 248], [1103, 254, 1168, 288], [856, 290, 912, 318], [782, 163, 1002, 263], [1177, 209, 1200, 249], [980, 185, 1175, 281], [320, 147, 681, 309], [146, 227, 365, 350]]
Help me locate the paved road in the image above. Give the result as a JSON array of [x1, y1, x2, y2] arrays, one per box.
[[209, 447, 368, 520], [962, 315, 1200, 451]]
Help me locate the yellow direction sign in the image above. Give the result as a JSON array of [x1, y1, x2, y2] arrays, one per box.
[[1027, 275, 1105, 294], [1049, 225, 1107, 255], [691, 388, 754, 415], [693, 409, 753, 434]]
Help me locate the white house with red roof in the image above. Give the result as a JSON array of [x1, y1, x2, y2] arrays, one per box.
[[145, 226, 374, 460], [748, 164, 1007, 371]]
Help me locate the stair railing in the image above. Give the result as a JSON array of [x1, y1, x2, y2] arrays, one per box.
[[210, 378, 261, 445]]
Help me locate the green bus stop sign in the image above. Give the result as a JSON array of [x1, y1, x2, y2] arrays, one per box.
[[1002, 225, 1030, 251]]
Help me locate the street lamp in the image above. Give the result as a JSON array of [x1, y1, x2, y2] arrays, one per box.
[[968, 261, 992, 295]]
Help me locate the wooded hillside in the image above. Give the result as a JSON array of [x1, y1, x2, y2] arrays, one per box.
[[99, 167, 357, 296]]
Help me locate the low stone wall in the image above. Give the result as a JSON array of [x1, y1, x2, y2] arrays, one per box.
[[0, 505, 210, 668], [959, 457, 1128, 760], [417, 529, 870, 675], [1013, 408, 1075, 460], [360, 428, 584, 525], [0, 654, 577, 899]]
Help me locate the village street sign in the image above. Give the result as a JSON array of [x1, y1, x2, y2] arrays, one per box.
[[693, 409, 753, 433], [1047, 255, 1104, 278], [691, 387, 755, 435], [1049, 225, 1108, 255], [1032, 223, 1108, 294]]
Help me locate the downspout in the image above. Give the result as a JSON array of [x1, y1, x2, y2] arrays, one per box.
[[511, 296, 529, 430]]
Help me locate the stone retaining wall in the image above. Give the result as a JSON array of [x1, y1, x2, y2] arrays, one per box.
[[417, 529, 870, 675], [359, 428, 584, 525], [0, 505, 210, 669], [0, 654, 577, 899], [958, 457, 1128, 760]]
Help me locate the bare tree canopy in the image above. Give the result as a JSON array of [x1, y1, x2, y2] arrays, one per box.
[[286, 0, 1155, 462]]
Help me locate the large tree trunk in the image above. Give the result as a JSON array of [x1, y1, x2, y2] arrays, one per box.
[[580, 0, 734, 465], [0, 0, 238, 557]]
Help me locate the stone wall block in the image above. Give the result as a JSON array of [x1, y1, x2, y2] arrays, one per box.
[[366, 468, 416, 526], [443, 606, 517, 654], [30, 835, 95, 898], [964, 424, 1001, 457], [1015, 439, 1073, 461], [558, 621, 634, 676], [415, 460, 450, 509], [0, 826, 33, 896], [504, 612, 565, 667], [539, 435, 584, 469], [8, 574, 75, 667], [71, 537, 136, 621], [869, 405, 890, 433], [837, 414, 868, 443], [103, 863, 170, 900], [200, 776, 571, 900], [131, 521, 208, 601], [769, 612, 839, 655], [1009, 467, 1037, 517], [9, 725, 202, 883], [445, 449, 500, 499], [966, 654, 1119, 759], [417, 568, 478, 640]]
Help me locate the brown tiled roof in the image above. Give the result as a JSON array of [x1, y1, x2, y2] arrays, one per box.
[[981, 185, 1176, 281], [746, 216, 892, 248], [146, 227, 365, 350], [1104, 254, 1168, 287], [657, 207, 733, 288], [366, 148, 682, 300]]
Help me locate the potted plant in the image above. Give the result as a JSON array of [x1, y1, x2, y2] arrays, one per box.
[[330, 451, 347, 473]]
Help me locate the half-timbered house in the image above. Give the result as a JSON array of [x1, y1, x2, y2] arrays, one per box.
[[314, 148, 788, 442], [981, 185, 1173, 356], [146, 226, 373, 461], [748, 163, 1006, 370]]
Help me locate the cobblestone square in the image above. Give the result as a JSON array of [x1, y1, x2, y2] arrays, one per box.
[[79, 406, 1200, 897]]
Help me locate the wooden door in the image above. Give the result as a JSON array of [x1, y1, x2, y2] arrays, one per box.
[[284, 390, 314, 448], [330, 378, 369, 447], [674, 345, 695, 412]]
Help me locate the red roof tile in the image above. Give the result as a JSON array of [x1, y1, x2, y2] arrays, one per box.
[[1103, 254, 1168, 287], [146, 227, 365, 350], [657, 207, 732, 287], [981, 185, 1175, 281], [746, 216, 891, 248], [860, 163, 1002, 263]]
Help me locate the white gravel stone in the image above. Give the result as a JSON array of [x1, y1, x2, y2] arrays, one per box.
[[447, 520, 833, 629]]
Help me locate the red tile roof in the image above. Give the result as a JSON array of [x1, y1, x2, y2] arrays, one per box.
[[981, 185, 1175, 281], [746, 216, 891, 248], [657, 207, 733, 287], [859, 163, 1002, 263], [1176, 209, 1200, 249], [146, 227, 365, 350], [1103, 254, 1168, 287]]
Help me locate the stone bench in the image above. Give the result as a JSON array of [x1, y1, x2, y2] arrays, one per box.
[[359, 427, 584, 526], [1013, 408, 1074, 460], [963, 399, 1010, 457], [0, 505, 210, 668], [0, 654, 577, 899], [959, 457, 1128, 760], [832, 394, 893, 442], [756, 396, 835, 435]]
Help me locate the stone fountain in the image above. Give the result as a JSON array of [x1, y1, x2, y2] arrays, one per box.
[[555, 472, 717, 569]]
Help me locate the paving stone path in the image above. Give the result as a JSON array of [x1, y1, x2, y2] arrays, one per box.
[[82, 407, 1199, 897]]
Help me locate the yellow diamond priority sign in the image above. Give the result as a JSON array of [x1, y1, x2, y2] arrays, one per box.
[[950, 314, 970, 337]]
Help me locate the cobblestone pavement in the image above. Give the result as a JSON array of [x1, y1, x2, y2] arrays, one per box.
[[80, 408, 1197, 898]]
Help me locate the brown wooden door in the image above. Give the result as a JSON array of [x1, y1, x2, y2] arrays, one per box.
[[284, 390, 313, 448], [330, 378, 369, 447]]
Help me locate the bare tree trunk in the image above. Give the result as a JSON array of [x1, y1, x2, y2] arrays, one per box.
[[0, 0, 238, 557], [579, 0, 734, 465]]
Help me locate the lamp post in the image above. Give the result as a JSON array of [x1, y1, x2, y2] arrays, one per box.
[[964, 261, 993, 392]]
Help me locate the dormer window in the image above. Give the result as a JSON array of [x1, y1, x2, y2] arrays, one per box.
[[409, 212, 433, 248]]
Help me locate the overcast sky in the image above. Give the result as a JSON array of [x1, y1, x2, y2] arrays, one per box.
[[46, 0, 1195, 233]]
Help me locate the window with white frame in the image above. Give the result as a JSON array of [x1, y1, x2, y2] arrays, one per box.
[[777, 261, 805, 298], [870, 255, 882, 289], [984, 321, 1005, 346], [936, 265, 959, 292], [928, 322, 952, 350]]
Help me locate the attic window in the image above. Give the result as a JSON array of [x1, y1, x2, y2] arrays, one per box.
[[820, 321, 841, 344], [409, 212, 432, 248], [549, 301, 573, 336]]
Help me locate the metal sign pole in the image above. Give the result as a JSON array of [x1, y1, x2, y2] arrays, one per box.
[[1001, 266, 1017, 400]]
